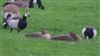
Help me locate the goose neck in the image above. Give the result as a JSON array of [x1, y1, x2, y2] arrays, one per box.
[[22, 16, 27, 20]]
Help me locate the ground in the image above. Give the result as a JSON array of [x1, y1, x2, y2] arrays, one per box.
[[0, 0, 100, 56]]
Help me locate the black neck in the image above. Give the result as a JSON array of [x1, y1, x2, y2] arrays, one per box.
[[22, 16, 27, 20]]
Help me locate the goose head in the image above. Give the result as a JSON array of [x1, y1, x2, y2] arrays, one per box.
[[41, 30, 49, 34], [41, 30, 51, 40], [82, 26, 97, 39], [22, 13, 30, 19], [69, 32, 81, 41]]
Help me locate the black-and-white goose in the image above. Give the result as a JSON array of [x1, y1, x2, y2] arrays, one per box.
[[82, 26, 97, 39], [8, 13, 30, 32]]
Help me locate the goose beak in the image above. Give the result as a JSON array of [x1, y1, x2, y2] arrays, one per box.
[[28, 15, 30, 17]]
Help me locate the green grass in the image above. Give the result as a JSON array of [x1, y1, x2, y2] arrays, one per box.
[[0, 0, 100, 56]]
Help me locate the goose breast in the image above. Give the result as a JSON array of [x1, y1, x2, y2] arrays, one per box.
[[8, 19, 19, 29]]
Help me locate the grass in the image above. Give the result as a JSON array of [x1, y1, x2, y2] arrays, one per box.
[[0, 0, 100, 56]]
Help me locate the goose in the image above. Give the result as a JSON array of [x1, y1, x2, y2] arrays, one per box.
[[25, 30, 51, 40], [28, 0, 45, 10], [2, 2, 20, 16], [8, 13, 30, 32], [82, 26, 97, 39], [12, 0, 29, 8], [5, 0, 28, 8], [10, 0, 45, 10], [11, 0, 28, 2], [51, 32, 81, 42], [2, 2, 20, 29]]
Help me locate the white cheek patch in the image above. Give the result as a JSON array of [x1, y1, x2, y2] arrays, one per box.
[[25, 13, 30, 17], [82, 27, 86, 36], [93, 29, 97, 38], [33, 0, 37, 4], [25, 13, 28, 17], [27, 13, 30, 15]]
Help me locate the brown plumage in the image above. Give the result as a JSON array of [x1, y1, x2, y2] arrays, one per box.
[[14, 0, 28, 2], [2, 3, 20, 22], [12, 0, 29, 8], [9, 0, 28, 2], [25, 30, 51, 40], [2, 3, 20, 29], [6, 0, 29, 8], [2, 4, 20, 16], [9, 0, 45, 10], [51, 32, 81, 42]]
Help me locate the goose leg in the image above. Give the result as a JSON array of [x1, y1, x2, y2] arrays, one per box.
[[10, 28, 13, 32], [37, 0, 45, 10], [29, 0, 34, 8]]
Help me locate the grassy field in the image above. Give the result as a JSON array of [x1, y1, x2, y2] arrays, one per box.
[[0, 0, 100, 56]]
